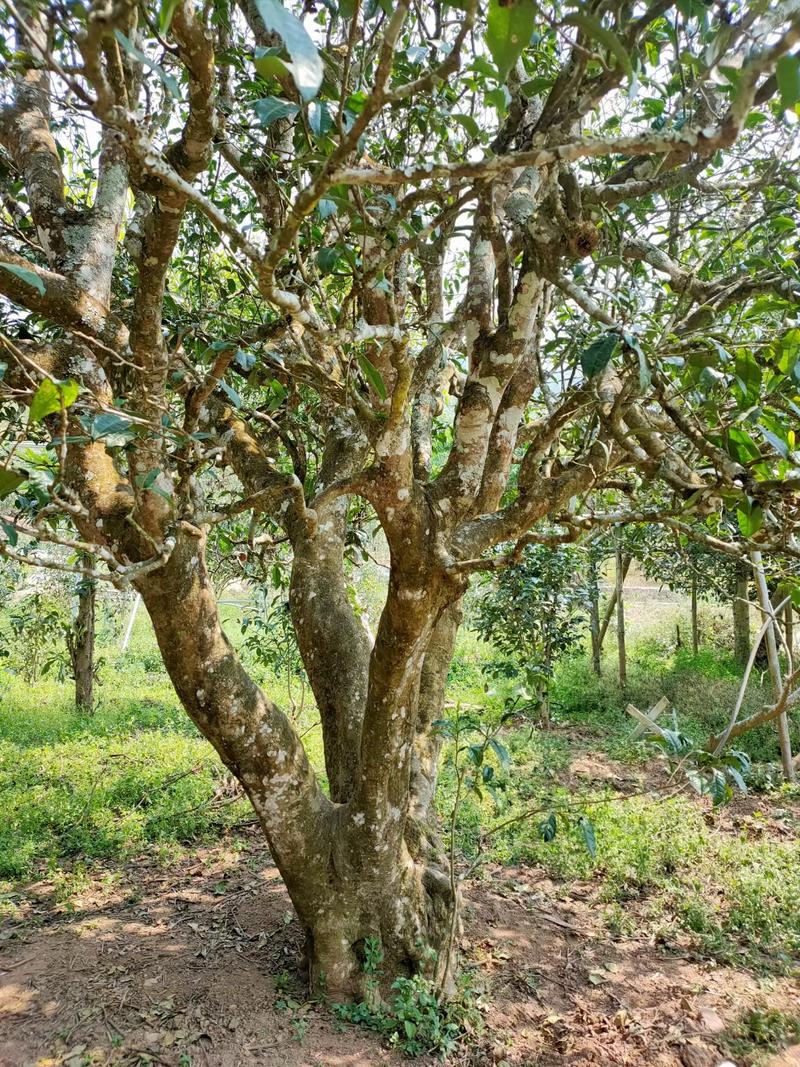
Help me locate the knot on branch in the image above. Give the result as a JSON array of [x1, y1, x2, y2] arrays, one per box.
[[568, 221, 600, 259]]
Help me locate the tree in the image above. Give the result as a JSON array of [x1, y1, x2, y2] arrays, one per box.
[[471, 543, 589, 724], [1, 0, 800, 996], [66, 566, 97, 714], [637, 525, 742, 655]]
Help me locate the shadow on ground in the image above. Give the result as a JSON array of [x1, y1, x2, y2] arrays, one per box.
[[1, 820, 798, 1067]]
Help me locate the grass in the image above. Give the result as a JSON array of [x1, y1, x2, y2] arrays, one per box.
[[438, 604, 800, 978], [727, 1005, 800, 1061], [1, 586, 799, 981], [0, 601, 323, 881]]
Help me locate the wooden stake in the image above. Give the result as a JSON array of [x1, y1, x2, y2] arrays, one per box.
[[628, 696, 670, 739], [784, 600, 794, 674]]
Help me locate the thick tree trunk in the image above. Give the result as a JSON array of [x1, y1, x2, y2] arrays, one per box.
[[288, 419, 371, 804], [733, 561, 751, 666], [409, 603, 462, 835], [136, 529, 457, 999], [68, 570, 96, 714]]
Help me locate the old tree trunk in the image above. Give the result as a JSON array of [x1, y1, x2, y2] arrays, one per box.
[[2, 0, 800, 1001]]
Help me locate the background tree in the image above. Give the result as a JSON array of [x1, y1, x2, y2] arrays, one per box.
[[472, 543, 589, 725], [1, 0, 800, 996], [66, 565, 97, 714]]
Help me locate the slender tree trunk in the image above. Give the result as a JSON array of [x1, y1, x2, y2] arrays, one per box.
[[616, 542, 627, 688], [785, 601, 794, 672], [68, 569, 96, 714], [588, 554, 601, 676], [691, 573, 699, 656], [733, 561, 751, 666], [750, 551, 795, 782], [598, 552, 632, 650]]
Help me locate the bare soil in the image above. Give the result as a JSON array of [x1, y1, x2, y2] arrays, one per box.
[[1, 799, 797, 1067]]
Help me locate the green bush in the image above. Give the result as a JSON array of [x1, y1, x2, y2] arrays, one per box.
[[335, 972, 481, 1059]]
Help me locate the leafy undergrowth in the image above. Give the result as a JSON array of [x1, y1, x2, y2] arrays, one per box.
[[334, 973, 483, 1059], [552, 642, 800, 764], [441, 641, 800, 980], [726, 1005, 800, 1061]]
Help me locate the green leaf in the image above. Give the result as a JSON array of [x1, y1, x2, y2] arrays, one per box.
[[564, 12, 634, 81], [770, 215, 796, 234], [136, 468, 160, 489], [253, 0, 323, 101], [776, 54, 800, 111], [452, 112, 480, 139], [736, 499, 763, 538], [623, 330, 650, 391], [308, 100, 333, 137], [539, 811, 557, 843], [317, 198, 337, 220], [114, 31, 180, 98], [1, 519, 19, 544], [467, 743, 484, 767], [579, 816, 597, 860], [253, 96, 300, 126], [758, 424, 789, 459], [219, 380, 243, 408], [727, 766, 747, 793], [158, 0, 181, 34], [0, 470, 26, 500], [357, 353, 387, 400], [488, 737, 510, 770], [580, 333, 619, 378], [29, 378, 79, 424], [0, 261, 45, 295], [316, 246, 343, 274], [86, 412, 136, 445], [486, 0, 536, 80], [254, 45, 291, 81]]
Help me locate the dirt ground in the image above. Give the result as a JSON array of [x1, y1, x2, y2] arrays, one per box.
[[2, 786, 798, 1067]]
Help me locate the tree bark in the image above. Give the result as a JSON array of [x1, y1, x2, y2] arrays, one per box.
[[616, 542, 627, 688], [733, 561, 751, 666], [136, 529, 456, 998], [68, 569, 96, 714]]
